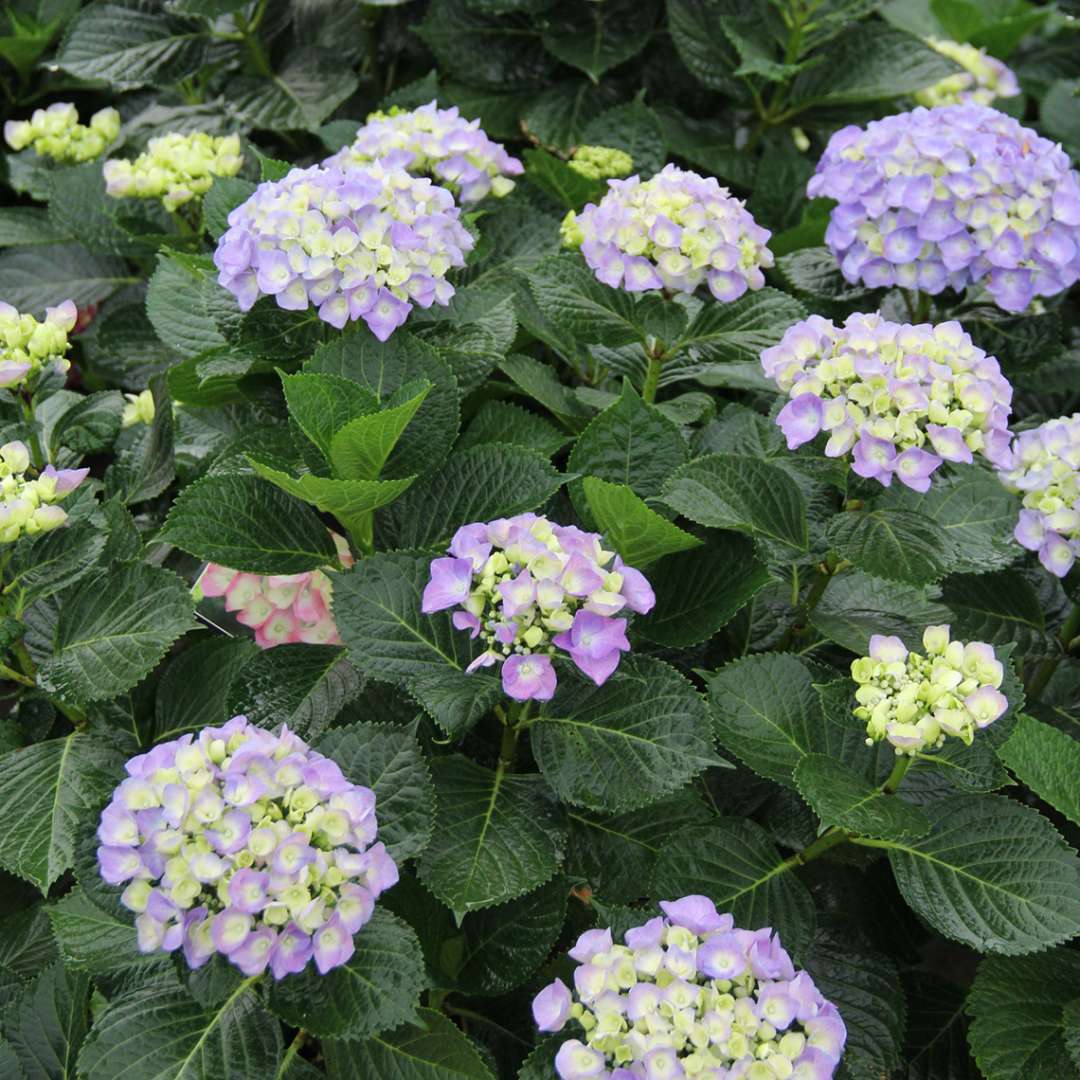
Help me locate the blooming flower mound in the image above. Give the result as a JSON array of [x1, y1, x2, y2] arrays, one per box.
[[915, 39, 1020, 108], [323, 100, 522, 205], [196, 532, 353, 649], [103, 132, 243, 211], [807, 104, 1080, 312], [852, 626, 1008, 755], [996, 413, 1080, 576], [96, 716, 398, 978], [574, 163, 774, 300], [532, 896, 846, 1080], [761, 313, 1013, 492], [0, 440, 88, 543], [213, 160, 473, 338], [421, 513, 655, 701], [4, 102, 120, 163], [0, 299, 77, 390]]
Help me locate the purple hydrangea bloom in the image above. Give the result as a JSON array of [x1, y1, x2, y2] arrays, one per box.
[[96, 716, 397, 978], [996, 413, 1080, 577], [851, 625, 1007, 754], [421, 514, 655, 701], [808, 104, 1080, 312], [0, 440, 87, 543], [213, 160, 473, 339], [532, 897, 846, 1078], [571, 164, 773, 299], [323, 101, 523, 205], [761, 313, 1013, 491]]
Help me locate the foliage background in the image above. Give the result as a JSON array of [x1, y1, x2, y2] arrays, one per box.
[[1, 1, 1080, 1078]]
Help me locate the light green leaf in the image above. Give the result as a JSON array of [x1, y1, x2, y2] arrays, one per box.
[[826, 508, 956, 586], [329, 382, 432, 480], [316, 722, 435, 863], [417, 754, 566, 917], [662, 454, 809, 552], [532, 655, 720, 813], [267, 909, 426, 1039], [880, 794, 1080, 955], [160, 472, 338, 573], [652, 820, 816, 960], [636, 532, 770, 647], [0, 735, 124, 892], [582, 477, 701, 569], [279, 371, 379, 462], [36, 562, 194, 702], [794, 753, 931, 841], [968, 949, 1080, 1080], [324, 1008, 495, 1080], [377, 445, 565, 550], [998, 714, 1080, 828], [226, 644, 361, 740], [78, 980, 283, 1079]]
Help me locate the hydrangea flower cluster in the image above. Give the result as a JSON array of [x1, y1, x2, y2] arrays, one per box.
[[0, 441, 88, 543], [915, 39, 1020, 108], [421, 513, 655, 701], [532, 896, 846, 1080], [761, 313, 1013, 491], [0, 299, 77, 389], [4, 102, 120, 163], [996, 413, 1080, 576], [323, 101, 522, 205], [569, 164, 774, 300], [96, 716, 398, 978], [196, 532, 352, 650], [103, 132, 243, 211], [852, 627, 1007, 755], [568, 145, 633, 182], [807, 104, 1080, 312], [213, 160, 473, 338]]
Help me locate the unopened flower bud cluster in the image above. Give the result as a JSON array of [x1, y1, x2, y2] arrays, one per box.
[[568, 145, 634, 182], [323, 101, 522, 204], [96, 716, 398, 979], [532, 896, 846, 1080], [196, 532, 352, 650], [915, 40, 1020, 108], [422, 513, 655, 701], [808, 104, 1080, 312], [571, 163, 774, 300], [0, 441, 88, 543], [996, 413, 1080, 577], [0, 300, 77, 389], [213, 160, 473, 338], [761, 313, 1013, 492], [4, 102, 120, 163], [104, 132, 243, 211], [852, 627, 1007, 755], [121, 389, 155, 429]]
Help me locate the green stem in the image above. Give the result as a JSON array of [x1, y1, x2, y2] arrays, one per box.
[[1026, 601, 1080, 699], [19, 391, 45, 469], [274, 1030, 306, 1080], [777, 556, 841, 651], [782, 825, 849, 869], [641, 343, 663, 404], [0, 663, 34, 687], [881, 754, 913, 795]]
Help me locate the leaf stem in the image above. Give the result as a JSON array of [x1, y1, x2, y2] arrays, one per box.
[[19, 390, 45, 469], [782, 825, 849, 868], [777, 554, 843, 651], [1025, 601, 1080, 700], [641, 341, 664, 404], [0, 663, 34, 687], [275, 1029, 307, 1080], [881, 754, 913, 795]]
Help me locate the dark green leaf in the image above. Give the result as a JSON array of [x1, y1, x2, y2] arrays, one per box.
[[6, 962, 89, 1080], [998, 714, 1080, 828], [827, 508, 956, 586], [941, 570, 1052, 658], [0, 244, 131, 314], [458, 401, 570, 458], [541, 0, 658, 81]]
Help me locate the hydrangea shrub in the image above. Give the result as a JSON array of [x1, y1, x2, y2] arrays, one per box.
[[0, 4, 1079, 1080]]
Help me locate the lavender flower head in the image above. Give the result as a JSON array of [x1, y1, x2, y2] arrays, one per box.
[[323, 101, 523, 205], [0, 441, 87, 543], [96, 716, 398, 979], [532, 897, 846, 1079], [761, 313, 1013, 491], [570, 163, 773, 300], [0, 299, 77, 390], [995, 413, 1080, 577], [807, 104, 1080, 312], [851, 626, 1007, 755], [915, 40, 1021, 108], [196, 532, 353, 649], [421, 513, 655, 701], [213, 160, 473, 338]]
